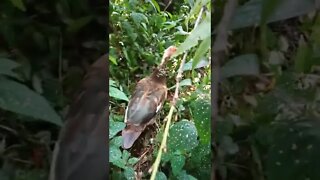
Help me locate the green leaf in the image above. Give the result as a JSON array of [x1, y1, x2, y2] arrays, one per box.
[[192, 36, 211, 69], [109, 145, 122, 163], [0, 58, 20, 78], [131, 12, 148, 26], [221, 54, 260, 79], [0, 78, 62, 126], [177, 170, 198, 180], [9, 0, 26, 11], [124, 167, 135, 180], [110, 136, 123, 147], [170, 154, 185, 176], [190, 97, 211, 144], [230, 0, 315, 30], [128, 157, 139, 166], [183, 58, 210, 71], [266, 122, 320, 180], [168, 79, 192, 90], [109, 120, 125, 139], [294, 38, 313, 73], [173, 15, 210, 57], [109, 86, 129, 101], [147, 0, 160, 13], [168, 120, 199, 152], [67, 16, 93, 33], [260, 0, 282, 24], [155, 172, 167, 180]]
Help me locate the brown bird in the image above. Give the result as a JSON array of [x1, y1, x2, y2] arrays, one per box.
[[49, 55, 108, 180], [122, 46, 177, 149]]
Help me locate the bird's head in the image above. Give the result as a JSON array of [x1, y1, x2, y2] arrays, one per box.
[[160, 46, 177, 66]]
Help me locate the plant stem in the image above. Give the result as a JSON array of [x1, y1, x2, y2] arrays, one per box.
[[149, 5, 206, 180]]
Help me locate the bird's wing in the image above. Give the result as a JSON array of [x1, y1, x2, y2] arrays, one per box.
[[49, 55, 108, 180], [126, 79, 167, 125]]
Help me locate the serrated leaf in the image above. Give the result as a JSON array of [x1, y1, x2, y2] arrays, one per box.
[[109, 87, 129, 101], [0, 78, 62, 126], [168, 120, 199, 152], [221, 54, 260, 79]]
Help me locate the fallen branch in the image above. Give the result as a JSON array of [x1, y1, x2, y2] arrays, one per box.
[[149, 6, 206, 180]]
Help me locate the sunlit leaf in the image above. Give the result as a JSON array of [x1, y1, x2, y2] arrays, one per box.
[[110, 87, 129, 101]]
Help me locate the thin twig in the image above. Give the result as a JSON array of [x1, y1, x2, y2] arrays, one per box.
[[149, 6, 206, 180], [212, 0, 238, 180]]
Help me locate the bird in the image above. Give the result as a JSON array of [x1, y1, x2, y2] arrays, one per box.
[[48, 55, 108, 180], [122, 46, 177, 149]]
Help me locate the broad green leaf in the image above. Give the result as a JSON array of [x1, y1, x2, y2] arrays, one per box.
[[109, 120, 125, 139], [170, 154, 185, 176], [192, 36, 210, 70], [10, 0, 26, 11], [266, 122, 320, 180], [0, 78, 62, 126], [230, 0, 315, 30], [173, 15, 210, 57], [260, 0, 282, 24], [168, 78, 192, 90], [0, 58, 20, 78], [190, 97, 211, 144], [221, 54, 260, 79], [109, 87, 129, 101], [183, 58, 210, 71], [168, 120, 199, 152], [294, 37, 313, 73]]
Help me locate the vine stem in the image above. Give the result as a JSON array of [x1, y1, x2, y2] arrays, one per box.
[[149, 6, 206, 180]]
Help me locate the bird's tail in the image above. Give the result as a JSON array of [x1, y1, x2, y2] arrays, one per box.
[[122, 126, 143, 149]]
